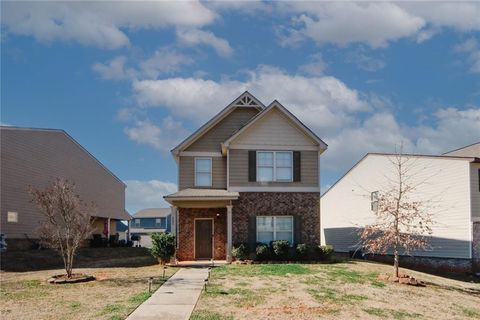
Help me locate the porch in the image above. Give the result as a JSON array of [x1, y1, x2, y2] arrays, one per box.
[[164, 189, 239, 262]]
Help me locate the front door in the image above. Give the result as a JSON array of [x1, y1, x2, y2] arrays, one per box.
[[195, 219, 213, 260]]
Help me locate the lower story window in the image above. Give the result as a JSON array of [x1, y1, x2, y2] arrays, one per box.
[[256, 216, 293, 244]]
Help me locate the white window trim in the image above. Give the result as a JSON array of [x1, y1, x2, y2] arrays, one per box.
[[256, 216, 294, 244], [256, 151, 293, 182], [195, 157, 213, 187]]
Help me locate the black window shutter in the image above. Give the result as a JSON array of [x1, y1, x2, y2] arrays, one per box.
[[248, 150, 256, 182], [248, 215, 257, 251], [293, 151, 301, 182], [294, 215, 302, 245]]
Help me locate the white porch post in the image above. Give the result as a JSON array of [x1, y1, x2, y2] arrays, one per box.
[[171, 206, 178, 245], [226, 205, 233, 263]]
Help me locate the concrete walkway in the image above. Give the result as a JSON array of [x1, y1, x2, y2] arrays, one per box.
[[127, 268, 209, 320]]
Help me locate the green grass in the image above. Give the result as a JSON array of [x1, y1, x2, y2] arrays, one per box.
[[68, 301, 81, 311], [128, 291, 152, 304], [457, 306, 480, 318], [204, 285, 265, 307], [212, 264, 312, 277], [363, 307, 387, 317], [190, 310, 234, 320], [327, 267, 363, 283], [99, 303, 127, 319], [363, 307, 421, 319]]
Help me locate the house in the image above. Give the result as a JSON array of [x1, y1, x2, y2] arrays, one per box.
[[164, 92, 327, 261], [130, 208, 172, 248], [0, 126, 131, 250], [320, 143, 480, 273]]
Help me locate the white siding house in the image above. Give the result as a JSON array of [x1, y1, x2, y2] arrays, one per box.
[[321, 148, 479, 272]]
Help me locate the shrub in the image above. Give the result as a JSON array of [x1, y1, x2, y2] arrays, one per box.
[[255, 243, 269, 260], [150, 232, 176, 264], [296, 243, 309, 260], [232, 243, 249, 261], [271, 240, 290, 259], [316, 245, 334, 261]]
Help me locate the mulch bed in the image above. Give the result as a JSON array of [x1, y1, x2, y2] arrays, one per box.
[[47, 273, 95, 284], [378, 273, 426, 286]]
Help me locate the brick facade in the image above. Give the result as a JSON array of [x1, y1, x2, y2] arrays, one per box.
[[232, 192, 320, 246], [474, 222, 480, 273], [177, 207, 227, 261]]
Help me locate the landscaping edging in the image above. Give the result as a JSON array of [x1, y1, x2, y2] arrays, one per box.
[[47, 274, 95, 284]]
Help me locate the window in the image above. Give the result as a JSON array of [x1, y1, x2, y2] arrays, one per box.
[[133, 219, 141, 228], [256, 151, 293, 182], [7, 211, 18, 223], [256, 216, 294, 244], [195, 158, 212, 186], [371, 191, 378, 212], [155, 218, 166, 229]]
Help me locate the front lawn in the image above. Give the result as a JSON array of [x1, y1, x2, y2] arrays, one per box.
[[191, 260, 480, 320], [0, 249, 177, 320]]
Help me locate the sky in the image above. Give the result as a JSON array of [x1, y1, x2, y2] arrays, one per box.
[[1, 1, 480, 214]]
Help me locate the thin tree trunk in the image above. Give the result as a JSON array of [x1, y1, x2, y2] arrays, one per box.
[[394, 249, 399, 278]]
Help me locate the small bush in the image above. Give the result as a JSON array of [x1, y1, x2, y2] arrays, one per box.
[[316, 245, 334, 261], [232, 243, 249, 261], [150, 232, 176, 264], [296, 243, 309, 260], [271, 240, 290, 259], [255, 243, 269, 260]]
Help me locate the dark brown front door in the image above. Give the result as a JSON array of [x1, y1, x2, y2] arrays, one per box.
[[195, 219, 213, 260]]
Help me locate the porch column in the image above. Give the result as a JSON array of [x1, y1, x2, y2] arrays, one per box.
[[171, 206, 178, 247], [226, 205, 233, 263]]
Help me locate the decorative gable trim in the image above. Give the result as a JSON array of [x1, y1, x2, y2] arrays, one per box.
[[221, 100, 328, 154], [171, 91, 264, 157]]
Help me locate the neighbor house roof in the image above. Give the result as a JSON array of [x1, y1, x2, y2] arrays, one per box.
[[222, 100, 328, 153], [164, 188, 239, 201], [133, 208, 172, 218], [0, 126, 125, 186], [443, 142, 480, 157], [322, 152, 480, 198], [171, 91, 264, 156]]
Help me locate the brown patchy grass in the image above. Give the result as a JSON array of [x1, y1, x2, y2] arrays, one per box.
[[1, 261, 177, 320], [192, 260, 480, 320]]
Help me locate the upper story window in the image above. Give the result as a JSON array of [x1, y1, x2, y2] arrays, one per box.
[[133, 219, 141, 228], [257, 151, 293, 182], [371, 191, 379, 212], [195, 157, 212, 187], [155, 218, 166, 229], [7, 211, 18, 223]]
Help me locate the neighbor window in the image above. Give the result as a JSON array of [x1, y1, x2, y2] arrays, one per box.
[[257, 151, 292, 182], [371, 191, 379, 212], [133, 219, 141, 228], [256, 216, 293, 244], [155, 218, 166, 229], [195, 158, 212, 186], [7, 211, 18, 223]]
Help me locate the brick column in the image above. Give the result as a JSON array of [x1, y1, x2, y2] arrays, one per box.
[[226, 205, 233, 263]]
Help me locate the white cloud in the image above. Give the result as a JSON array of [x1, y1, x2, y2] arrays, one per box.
[[92, 56, 131, 80], [298, 53, 327, 76], [133, 65, 370, 133], [2, 1, 216, 49], [346, 50, 385, 72], [176, 29, 233, 57], [139, 47, 195, 79], [124, 117, 190, 153], [454, 38, 480, 73], [124, 180, 177, 214]]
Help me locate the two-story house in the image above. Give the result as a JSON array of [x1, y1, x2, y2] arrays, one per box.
[[130, 208, 172, 247], [164, 92, 327, 261]]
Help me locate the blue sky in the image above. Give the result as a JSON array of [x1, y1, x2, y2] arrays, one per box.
[[2, 1, 479, 213]]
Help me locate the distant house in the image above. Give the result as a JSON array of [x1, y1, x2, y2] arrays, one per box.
[[321, 143, 480, 273], [130, 208, 172, 248], [0, 126, 131, 250]]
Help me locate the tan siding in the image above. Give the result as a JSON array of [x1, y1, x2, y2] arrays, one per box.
[[471, 163, 480, 218], [321, 155, 472, 259], [230, 108, 318, 148], [0, 129, 126, 239], [185, 107, 259, 152], [229, 149, 318, 187], [179, 156, 226, 190]]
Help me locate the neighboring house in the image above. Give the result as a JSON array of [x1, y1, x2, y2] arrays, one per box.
[[116, 220, 129, 241], [0, 126, 131, 250], [321, 143, 480, 273], [164, 92, 327, 261], [130, 208, 172, 248]]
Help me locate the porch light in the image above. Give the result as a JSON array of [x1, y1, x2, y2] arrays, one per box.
[[162, 266, 167, 279], [216, 213, 220, 217], [148, 277, 153, 293]]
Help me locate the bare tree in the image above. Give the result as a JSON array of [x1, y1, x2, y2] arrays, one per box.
[[359, 150, 435, 278], [30, 178, 95, 278]]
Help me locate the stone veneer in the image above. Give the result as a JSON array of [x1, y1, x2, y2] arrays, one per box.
[[177, 207, 227, 261], [232, 192, 320, 246]]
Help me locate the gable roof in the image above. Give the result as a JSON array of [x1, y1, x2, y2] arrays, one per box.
[[0, 126, 125, 187], [171, 91, 265, 156], [321, 152, 480, 198], [133, 208, 171, 218], [222, 100, 328, 152], [443, 142, 480, 157]]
